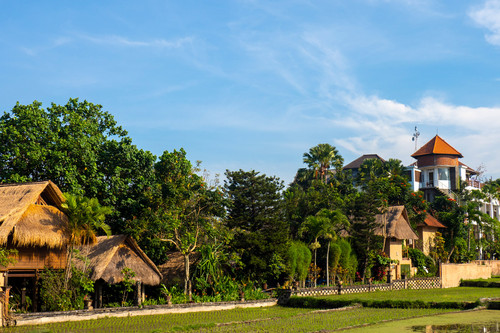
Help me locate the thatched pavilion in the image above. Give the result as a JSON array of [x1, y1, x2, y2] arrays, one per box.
[[375, 206, 419, 279], [0, 181, 70, 278], [0, 181, 70, 311], [75, 235, 162, 308]]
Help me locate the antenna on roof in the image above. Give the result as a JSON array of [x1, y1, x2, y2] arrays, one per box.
[[411, 126, 420, 151]]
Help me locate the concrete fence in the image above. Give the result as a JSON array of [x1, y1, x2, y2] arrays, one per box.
[[441, 262, 492, 288]]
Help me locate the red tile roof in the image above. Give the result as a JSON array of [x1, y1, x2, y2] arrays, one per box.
[[418, 213, 447, 228], [411, 135, 463, 158]]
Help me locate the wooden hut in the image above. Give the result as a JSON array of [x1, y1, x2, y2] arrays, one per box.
[[75, 235, 162, 308], [0, 181, 70, 282], [375, 206, 419, 279]]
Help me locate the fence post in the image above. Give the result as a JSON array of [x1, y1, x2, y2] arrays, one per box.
[[404, 275, 408, 289], [337, 281, 342, 295]]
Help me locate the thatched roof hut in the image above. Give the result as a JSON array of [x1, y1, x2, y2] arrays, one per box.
[[158, 252, 201, 285], [75, 235, 162, 286], [375, 206, 418, 240], [0, 181, 70, 248]]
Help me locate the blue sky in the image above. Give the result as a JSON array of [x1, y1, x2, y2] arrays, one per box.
[[1, 0, 500, 184]]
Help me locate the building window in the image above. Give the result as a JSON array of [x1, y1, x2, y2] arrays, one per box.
[[438, 168, 449, 181]]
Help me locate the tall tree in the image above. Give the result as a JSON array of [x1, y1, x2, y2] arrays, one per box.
[[224, 170, 289, 282], [150, 149, 225, 295], [0, 99, 156, 233], [300, 208, 349, 286], [303, 144, 343, 184]]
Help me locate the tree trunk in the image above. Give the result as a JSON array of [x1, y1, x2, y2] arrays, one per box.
[[64, 245, 74, 289], [314, 248, 317, 287], [326, 240, 330, 287], [183, 253, 191, 296]]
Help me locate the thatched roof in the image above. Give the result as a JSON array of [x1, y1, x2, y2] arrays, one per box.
[[375, 206, 418, 240], [158, 252, 201, 284], [0, 181, 70, 248], [75, 235, 162, 286]]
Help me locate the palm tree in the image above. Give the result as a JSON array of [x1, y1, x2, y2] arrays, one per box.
[[299, 208, 349, 287], [61, 193, 112, 288], [320, 209, 349, 286], [303, 144, 343, 183]]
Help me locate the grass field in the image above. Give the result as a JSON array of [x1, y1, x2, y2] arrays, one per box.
[[2, 287, 498, 332], [347, 309, 500, 333], [0, 307, 455, 332], [324, 286, 500, 302]]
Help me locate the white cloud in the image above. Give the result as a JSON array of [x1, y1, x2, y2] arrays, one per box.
[[469, 0, 500, 46], [80, 34, 193, 48], [332, 93, 500, 177]]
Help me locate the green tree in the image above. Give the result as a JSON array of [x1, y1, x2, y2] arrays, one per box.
[[61, 193, 112, 288], [149, 149, 225, 296], [300, 209, 349, 286], [0, 99, 156, 234], [303, 143, 344, 184], [224, 170, 289, 283], [285, 241, 311, 287]]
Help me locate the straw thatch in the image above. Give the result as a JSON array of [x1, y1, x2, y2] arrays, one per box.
[[0, 181, 69, 248], [375, 206, 418, 240], [158, 252, 201, 284], [75, 235, 162, 286]]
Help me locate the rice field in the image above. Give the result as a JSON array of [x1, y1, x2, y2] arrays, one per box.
[[323, 286, 500, 302], [0, 306, 454, 332]]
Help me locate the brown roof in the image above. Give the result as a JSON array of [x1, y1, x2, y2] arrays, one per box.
[[343, 154, 386, 170], [75, 235, 162, 286], [411, 135, 463, 158], [158, 252, 201, 284], [418, 214, 447, 229], [0, 181, 70, 248], [375, 206, 418, 240]]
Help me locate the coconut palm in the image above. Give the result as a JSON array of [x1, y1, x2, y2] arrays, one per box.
[[303, 144, 343, 183], [61, 193, 112, 287], [299, 208, 349, 287]]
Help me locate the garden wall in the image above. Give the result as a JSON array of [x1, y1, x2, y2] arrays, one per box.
[[473, 260, 500, 276], [440, 263, 491, 288]]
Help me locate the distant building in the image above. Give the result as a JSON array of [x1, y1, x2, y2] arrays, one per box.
[[343, 154, 386, 180], [407, 135, 479, 202]]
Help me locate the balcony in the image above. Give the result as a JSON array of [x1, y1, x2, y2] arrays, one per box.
[[467, 180, 483, 189]]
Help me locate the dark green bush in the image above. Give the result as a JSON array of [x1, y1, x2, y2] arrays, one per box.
[[460, 280, 500, 288], [283, 296, 476, 310]]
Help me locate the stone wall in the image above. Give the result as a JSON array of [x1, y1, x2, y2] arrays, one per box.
[[440, 262, 491, 288]]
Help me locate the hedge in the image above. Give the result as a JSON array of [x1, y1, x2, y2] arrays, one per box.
[[284, 296, 479, 310]]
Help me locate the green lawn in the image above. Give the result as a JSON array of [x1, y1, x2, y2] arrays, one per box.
[[325, 287, 500, 302], [0, 306, 454, 333]]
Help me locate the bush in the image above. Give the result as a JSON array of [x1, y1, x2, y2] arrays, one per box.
[[39, 266, 93, 311], [408, 248, 436, 276]]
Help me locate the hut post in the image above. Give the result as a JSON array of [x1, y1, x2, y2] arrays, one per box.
[[94, 280, 103, 309], [33, 270, 39, 312], [141, 283, 146, 303], [134, 281, 142, 306]]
